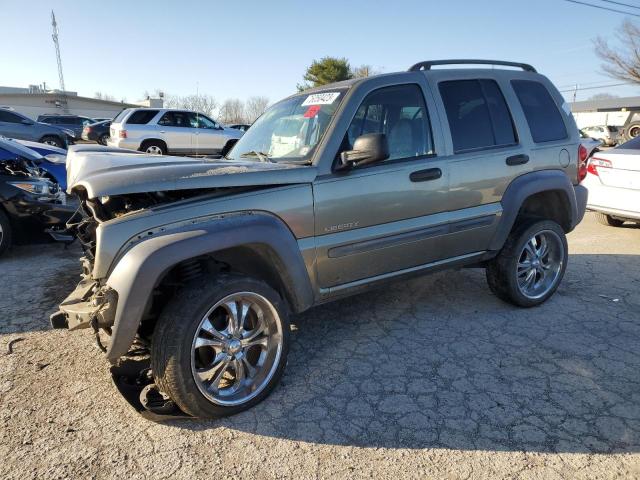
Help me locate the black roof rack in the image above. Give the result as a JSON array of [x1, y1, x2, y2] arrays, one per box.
[[408, 59, 537, 73]]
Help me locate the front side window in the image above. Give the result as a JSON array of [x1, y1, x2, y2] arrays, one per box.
[[188, 113, 218, 129], [126, 110, 159, 125], [511, 80, 567, 143], [226, 89, 346, 163], [344, 84, 434, 162], [439, 79, 516, 152]]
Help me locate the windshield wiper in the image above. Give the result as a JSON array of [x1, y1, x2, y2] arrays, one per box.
[[240, 150, 274, 163]]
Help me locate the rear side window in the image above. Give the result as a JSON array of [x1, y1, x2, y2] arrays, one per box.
[[126, 110, 159, 125], [0, 111, 23, 123], [439, 79, 516, 152], [511, 80, 567, 143], [112, 109, 129, 123]]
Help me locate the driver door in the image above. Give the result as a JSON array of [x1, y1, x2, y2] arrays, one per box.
[[313, 83, 450, 289]]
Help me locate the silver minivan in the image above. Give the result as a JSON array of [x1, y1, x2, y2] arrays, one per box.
[[107, 108, 242, 155]]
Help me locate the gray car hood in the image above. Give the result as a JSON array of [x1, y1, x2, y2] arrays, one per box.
[[66, 146, 317, 198]]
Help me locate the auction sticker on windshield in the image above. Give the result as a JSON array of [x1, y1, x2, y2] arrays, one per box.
[[301, 92, 341, 106]]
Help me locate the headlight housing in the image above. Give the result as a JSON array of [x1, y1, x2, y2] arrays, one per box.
[[9, 180, 61, 200], [43, 153, 67, 164], [61, 128, 76, 139]]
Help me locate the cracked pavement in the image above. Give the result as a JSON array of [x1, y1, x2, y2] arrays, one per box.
[[0, 212, 639, 479]]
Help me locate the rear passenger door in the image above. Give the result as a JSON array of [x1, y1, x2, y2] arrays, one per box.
[[435, 78, 529, 258], [157, 111, 195, 153]]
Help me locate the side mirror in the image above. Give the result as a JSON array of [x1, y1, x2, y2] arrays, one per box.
[[21, 119, 34, 125], [339, 133, 389, 169]]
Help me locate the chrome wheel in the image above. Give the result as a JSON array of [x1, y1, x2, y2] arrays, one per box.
[[190, 292, 283, 407], [0, 221, 3, 245], [516, 230, 564, 300], [145, 145, 163, 155]]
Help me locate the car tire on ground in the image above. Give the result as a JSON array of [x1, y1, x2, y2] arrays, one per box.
[[39, 135, 64, 148], [99, 134, 109, 146], [151, 273, 290, 418], [626, 122, 640, 140], [0, 209, 12, 257], [595, 213, 625, 227], [139, 140, 166, 155], [486, 219, 568, 308]]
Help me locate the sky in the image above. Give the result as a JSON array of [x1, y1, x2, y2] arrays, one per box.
[[1, 0, 639, 106]]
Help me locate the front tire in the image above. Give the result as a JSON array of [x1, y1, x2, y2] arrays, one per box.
[[486, 220, 568, 307], [151, 274, 290, 418], [0, 209, 12, 257], [596, 213, 625, 227]]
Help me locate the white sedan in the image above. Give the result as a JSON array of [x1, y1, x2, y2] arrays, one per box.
[[582, 137, 640, 227]]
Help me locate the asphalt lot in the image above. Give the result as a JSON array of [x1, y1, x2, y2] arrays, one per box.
[[0, 212, 639, 479]]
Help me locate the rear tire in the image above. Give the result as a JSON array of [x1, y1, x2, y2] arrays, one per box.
[[151, 273, 290, 418], [0, 209, 12, 258], [486, 220, 568, 308], [140, 140, 166, 155], [98, 134, 109, 146], [39, 135, 64, 148], [626, 122, 640, 140], [596, 213, 625, 227]]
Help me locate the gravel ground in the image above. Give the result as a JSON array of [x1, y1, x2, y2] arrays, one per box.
[[1, 212, 639, 479]]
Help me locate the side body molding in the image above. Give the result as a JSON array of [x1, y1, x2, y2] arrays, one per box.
[[105, 213, 314, 362], [489, 169, 587, 251]]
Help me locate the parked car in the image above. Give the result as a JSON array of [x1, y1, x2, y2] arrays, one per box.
[[227, 123, 251, 132], [582, 135, 640, 226], [92, 117, 113, 123], [53, 59, 586, 419], [579, 129, 602, 158], [107, 108, 243, 155], [0, 137, 75, 256], [581, 125, 620, 147], [81, 120, 111, 145], [37, 114, 97, 138], [11, 139, 68, 189], [0, 109, 74, 148]]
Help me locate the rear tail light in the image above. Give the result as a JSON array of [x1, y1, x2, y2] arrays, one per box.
[[578, 144, 588, 182], [119, 130, 127, 139], [587, 157, 612, 177], [85, 127, 92, 133]]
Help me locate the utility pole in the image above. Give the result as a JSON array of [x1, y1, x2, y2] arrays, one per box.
[[572, 84, 578, 104], [51, 11, 69, 112]]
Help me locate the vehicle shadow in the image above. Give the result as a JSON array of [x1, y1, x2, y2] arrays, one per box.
[[171, 253, 640, 454]]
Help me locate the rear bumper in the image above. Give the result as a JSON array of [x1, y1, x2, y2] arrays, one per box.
[[106, 138, 140, 151], [572, 184, 588, 229], [583, 177, 640, 220]]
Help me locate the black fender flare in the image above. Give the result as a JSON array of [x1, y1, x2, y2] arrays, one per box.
[[488, 170, 587, 251], [104, 213, 313, 361]]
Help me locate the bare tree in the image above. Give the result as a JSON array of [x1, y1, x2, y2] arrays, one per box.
[[595, 20, 640, 84], [219, 98, 246, 124], [94, 91, 116, 101], [164, 93, 218, 117], [589, 93, 619, 101], [244, 96, 269, 123]]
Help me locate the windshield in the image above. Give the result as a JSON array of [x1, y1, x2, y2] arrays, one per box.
[[226, 90, 346, 163]]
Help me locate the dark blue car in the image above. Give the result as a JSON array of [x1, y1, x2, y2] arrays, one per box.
[[10, 139, 68, 189]]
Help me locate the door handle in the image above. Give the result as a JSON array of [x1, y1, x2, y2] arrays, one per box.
[[410, 168, 442, 182], [159, 130, 166, 133], [506, 154, 529, 166]]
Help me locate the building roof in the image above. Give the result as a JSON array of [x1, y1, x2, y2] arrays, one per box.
[[570, 96, 640, 113], [0, 92, 137, 108]]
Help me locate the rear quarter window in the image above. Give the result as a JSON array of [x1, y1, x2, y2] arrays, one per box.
[[511, 80, 567, 143], [126, 110, 159, 125]]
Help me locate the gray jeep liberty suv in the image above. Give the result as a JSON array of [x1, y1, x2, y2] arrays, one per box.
[[52, 60, 588, 418]]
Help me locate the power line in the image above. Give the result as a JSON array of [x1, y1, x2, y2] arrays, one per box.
[[559, 82, 631, 92], [562, 0, 640, 16], [599, 0, 640, 11]]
